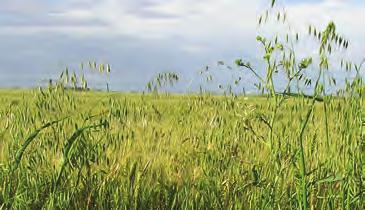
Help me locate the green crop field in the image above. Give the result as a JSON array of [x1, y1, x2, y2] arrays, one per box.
[[0, 89, 363, 209], [1, 1, 365, 209]]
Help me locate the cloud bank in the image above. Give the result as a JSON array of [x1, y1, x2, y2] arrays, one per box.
[[0, 0, 363, 91]]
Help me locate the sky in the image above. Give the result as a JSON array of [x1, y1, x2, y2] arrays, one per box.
[[0, 0, 364, 91]]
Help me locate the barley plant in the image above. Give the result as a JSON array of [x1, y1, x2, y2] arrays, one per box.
[[0, 0, 364, 209]]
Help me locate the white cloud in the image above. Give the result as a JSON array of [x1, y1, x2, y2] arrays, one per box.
[[285, 0, 365, 60], [0, 0, 364, 90], [0, 0, 259, 40], [64, 0, 260, 41], [1, 0, 364, 43]]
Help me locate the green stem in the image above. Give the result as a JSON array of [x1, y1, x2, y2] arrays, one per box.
[[297, 68, 323, 210], [322, 76, 330, 147]]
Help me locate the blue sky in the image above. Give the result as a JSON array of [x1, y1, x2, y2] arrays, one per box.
[[0, 0, 364, 91]]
